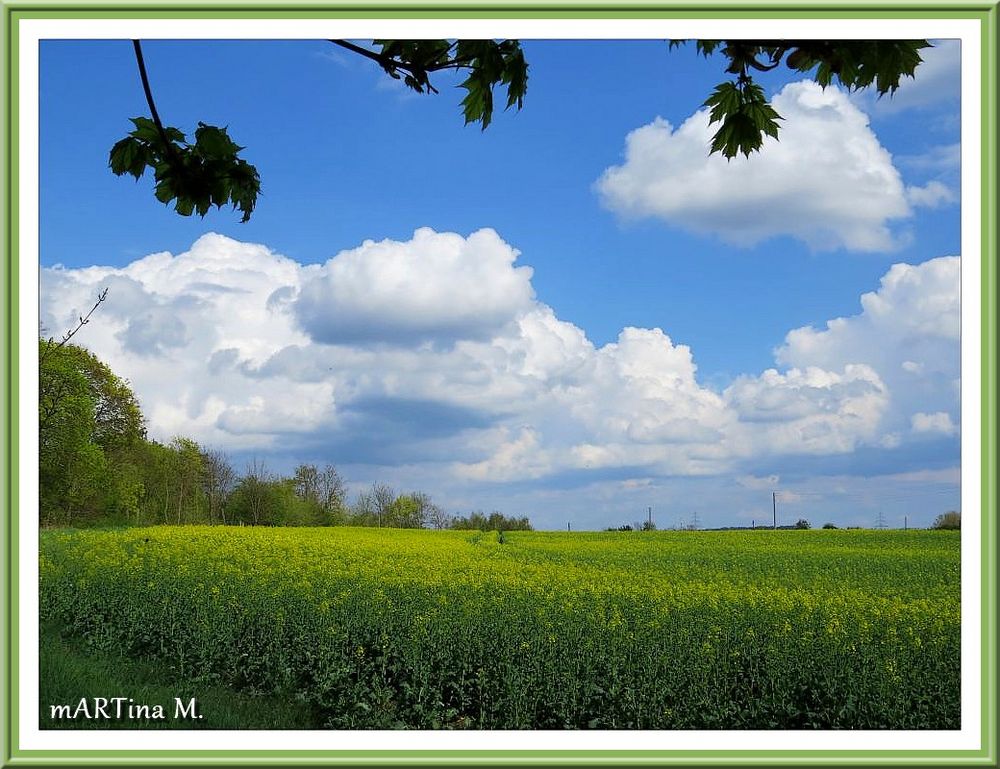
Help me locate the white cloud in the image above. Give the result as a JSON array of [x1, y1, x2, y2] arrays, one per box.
[[453, 427, 550, 482], [596, 80, 912, 251], [906, 180, 956, 208], [736, 474, 779, 490], [293, 227, 535, 345], [723, 364, 888, 456], [776, 255, 960, 438], [40, 232, 960, 509], [911, 411, 958, 436]]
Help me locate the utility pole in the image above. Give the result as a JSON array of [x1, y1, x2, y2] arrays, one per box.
[[567, 522, 571, 532], [691, 510, 701, 530], [876, 510, 886, 530], [904, 515, 908, 531], [647, 506, 652, 529], [772, 491, 777, 530]]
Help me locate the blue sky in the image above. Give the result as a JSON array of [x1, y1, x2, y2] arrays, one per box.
[[39, 38, 963, 529]]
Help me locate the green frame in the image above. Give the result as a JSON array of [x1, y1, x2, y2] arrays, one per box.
[[2, 2, 996, 766]]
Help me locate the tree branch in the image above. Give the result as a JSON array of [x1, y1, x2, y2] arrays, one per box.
[[328, 39, 482, 94], [329, 39, 393, 68], [131, 41, 176, 152], [745, 52, 787, 72]]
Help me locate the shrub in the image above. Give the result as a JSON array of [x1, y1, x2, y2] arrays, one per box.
[[931, 511, 961, 530]]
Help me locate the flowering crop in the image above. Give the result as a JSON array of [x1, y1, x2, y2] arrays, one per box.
[[40, 527, 960, 729]]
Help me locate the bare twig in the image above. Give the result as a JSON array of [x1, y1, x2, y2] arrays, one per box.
[[40, 288, 109, 363]]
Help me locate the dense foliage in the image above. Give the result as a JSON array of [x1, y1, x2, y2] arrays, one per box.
[[41, 527, 960, 729], [38, 340, 526, 531], [39, 340, 145, 525]]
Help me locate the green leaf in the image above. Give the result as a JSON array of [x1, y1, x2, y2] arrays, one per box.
[[154, 180, 175, 204], [705, 79, 781, 159], [108, 137, 140, 177], [194, 123, 237, 159], [459, 76, 492, 129], [128, 116, 160, 142], [502, 47, 528, 111]]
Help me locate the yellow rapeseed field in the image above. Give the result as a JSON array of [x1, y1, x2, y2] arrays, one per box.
[[40, 526, 960, 728]]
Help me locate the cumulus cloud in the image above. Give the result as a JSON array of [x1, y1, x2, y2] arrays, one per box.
[[775, 255, 960, 439], [40, 231, 960, 501], [293, 227, 535, 346], [596, 80, 914, 251], [724, 365, 888, 455]]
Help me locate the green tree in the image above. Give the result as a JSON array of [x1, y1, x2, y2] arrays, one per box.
[[39, 341, 95, 524], [166, 437, 206, 524], [931, 511, 961, 530], [202, 448, 236, 525], [451, 510, 532, 531], [225, 458, 275, 526], [289, 463, 348, 525], [351, 482, 397, 527], [386, 492, 437, 529], [39, 340, 145, 454], [110, 38, 929, 220], [426, 502, 452, 530], [317, 464, 349, 524], [39, 339, 147, 525]]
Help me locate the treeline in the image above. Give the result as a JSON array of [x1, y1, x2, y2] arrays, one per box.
[[39, 339, 531, 531]]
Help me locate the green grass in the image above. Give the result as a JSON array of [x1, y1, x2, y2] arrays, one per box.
[[40, 622, 318, 729]]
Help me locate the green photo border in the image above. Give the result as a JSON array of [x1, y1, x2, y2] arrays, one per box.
[[2, 1, 996, 766]]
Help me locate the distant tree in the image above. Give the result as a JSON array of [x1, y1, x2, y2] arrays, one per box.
[[166, 437, 206, 524], [351, 482, 397, 527], [450, 511, 488, 530], [641, 520, 658, 532], [427, 503, 452, 530], [227, 458, 273, 525], [370, 483, 397, 527], [794, 518, 812, 530], [451, 510, 532, 531], [388, 492, 433, 529], [822, 522, 838, 530], [931, 511, 961, 530], [317, 464, 348, 523], [202, 448, 236, 525], [292, 464, 320, 504]]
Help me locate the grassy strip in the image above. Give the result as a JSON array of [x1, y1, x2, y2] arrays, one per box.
[[39, 623, 319, 729]]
